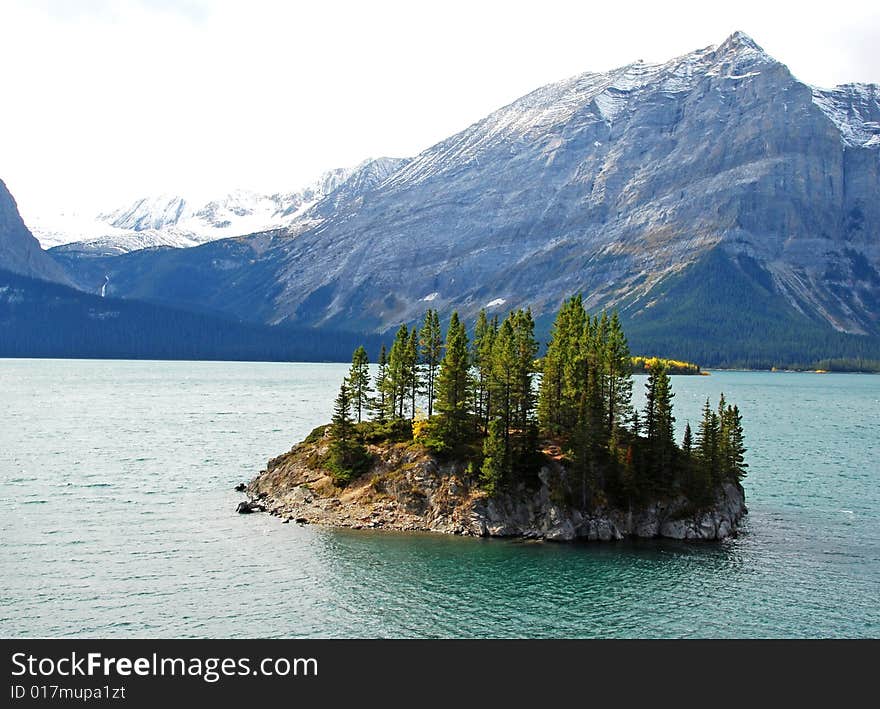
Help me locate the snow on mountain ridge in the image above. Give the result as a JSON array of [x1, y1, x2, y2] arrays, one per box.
[[811, 83, 880, 148], [33, 158, 408, 252], [385, 32, 778, 190], [30, 30, 879, 258]]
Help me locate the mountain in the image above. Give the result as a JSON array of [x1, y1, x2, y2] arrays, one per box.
[[0, 179, 72, 285], [33, 157, 409, 254], [0, 268, 382, 361], [52, 32, 880, 365]]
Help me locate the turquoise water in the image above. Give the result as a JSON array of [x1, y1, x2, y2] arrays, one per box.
[[1, 360, 878, 638]]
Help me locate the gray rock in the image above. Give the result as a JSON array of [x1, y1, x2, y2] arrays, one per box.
[[59, 32, 880, 348], [544, 520, 576, 542], [659, 519, 689, 540], [0, 179, 73, 285]]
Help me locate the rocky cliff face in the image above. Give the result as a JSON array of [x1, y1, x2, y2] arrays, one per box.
[[55, 32, 880, 352], [268, 31, 878, 335], [245, 431, 746, 542], [0, 179, 70, 284]]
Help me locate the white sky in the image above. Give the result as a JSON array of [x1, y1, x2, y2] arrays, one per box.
[[1, 0, 879, 218]]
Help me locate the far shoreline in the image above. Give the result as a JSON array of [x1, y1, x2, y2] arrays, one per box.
[[2, 356, 878, 374]]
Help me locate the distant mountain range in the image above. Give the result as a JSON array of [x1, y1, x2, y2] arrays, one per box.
[[2, 31, 879, 366], [32, 157, 409, 254]]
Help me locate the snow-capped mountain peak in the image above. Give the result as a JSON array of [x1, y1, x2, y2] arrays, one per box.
[[30, 158, 409, 252]]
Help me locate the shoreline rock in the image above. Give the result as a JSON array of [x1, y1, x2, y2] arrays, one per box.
[[240, 433, 747, 542]]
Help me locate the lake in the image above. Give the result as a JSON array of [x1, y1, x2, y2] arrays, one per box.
[[1, 360, 877, 637]]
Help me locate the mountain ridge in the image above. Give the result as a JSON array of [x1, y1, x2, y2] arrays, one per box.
[[31, 157, 410, 253], [0, 179, 73, 285], [9, 30, 880, 365]]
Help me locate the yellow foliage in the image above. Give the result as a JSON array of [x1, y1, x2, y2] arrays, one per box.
[[631, 355, 701, 375], [412, 410, 429, 440]]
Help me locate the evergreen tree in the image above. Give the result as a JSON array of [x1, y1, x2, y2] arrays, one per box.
[[560, 297, 588, 432], [680, 420, 696, 499], [537, 344, 563, 435], [406, 327, 422, 420], [722, 404, 748, 482], [603, 312, 633, 438], [512, 309, 539, 434], [433, 312, 473, 449], [372, 344, 389, 422], [385, 325, 409, 419], [472, 310, 496, 432], [537, 295, 586, 436], [643, 361, 676, 490], [566, 315, 607, 494], [331, 381, 353, 444], [695, 398, 720, 501], [489, 316, 517, 457], [480, 417, 507, 495], [419, 309, 442, 417], [329, 380, 369, 486], [569, 391, 590, 507], [717, 392, 729, 477], [347, 346, 372, 423]]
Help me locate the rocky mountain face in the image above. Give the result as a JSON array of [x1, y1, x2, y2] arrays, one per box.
[[51, 32, 880, 362], [0, 179, 71, 285], [34, 157, 409, 254], [268, 31, 879, 335]]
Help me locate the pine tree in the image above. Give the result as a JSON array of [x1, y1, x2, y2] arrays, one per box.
[[347, 346, 372, 423], [373, 344, 389, 422], [682, 421, 693, 455], [489, 316, 517, 458], [717, 392, 729, 477], [560, 297, 588, 432], [723, 404, 748, 481], [537, 295, 586, 436], [643, 361, 676, 490], [480, 417, 507, 495], [695, 398, 720, 501], [512, 308, 539, 434], [537, 345, 563, 435], [433, 312, 473, 449], [419, 309, 442, 417], [406, 327, 421, 420], [331, 381, 354, 444], [603, 312, 633, 438], [568, 328, 607, 493], [472, 310, 496, 432], [385, 325, 409, 419], [329, 380, 368, 486]]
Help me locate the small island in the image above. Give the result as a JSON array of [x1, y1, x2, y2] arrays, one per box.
[[242, 297, 747, 541]]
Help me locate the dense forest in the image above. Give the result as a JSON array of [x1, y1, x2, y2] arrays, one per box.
[[327, 296, 747, 510], [0, 269, 381, 361], [618, 250, 880, 370], [5, 258, 875, 370]]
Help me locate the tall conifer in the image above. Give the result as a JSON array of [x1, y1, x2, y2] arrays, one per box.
[[373, 344, 389, 421], [419, 309, 442, 417], [434, 312, 473, 448], [347, 346, 372, 423]]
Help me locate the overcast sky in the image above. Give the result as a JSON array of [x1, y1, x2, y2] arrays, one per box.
[[2, 0, 879, 217]]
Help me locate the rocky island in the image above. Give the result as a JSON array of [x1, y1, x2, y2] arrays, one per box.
[[240, 298, 748, 542]]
